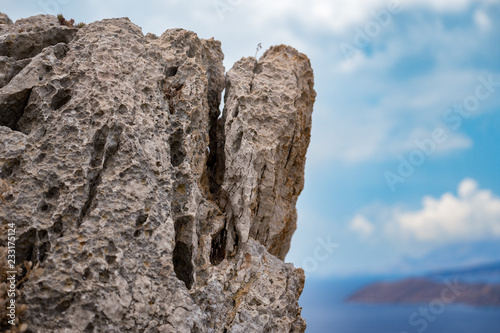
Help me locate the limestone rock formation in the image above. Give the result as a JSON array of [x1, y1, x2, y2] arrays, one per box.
[[0, 13, 315, 333]]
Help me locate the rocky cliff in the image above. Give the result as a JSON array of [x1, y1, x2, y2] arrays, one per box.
[[0, 13, 315, 332]]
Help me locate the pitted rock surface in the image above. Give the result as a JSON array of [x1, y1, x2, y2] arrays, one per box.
[[0, 13, 315, 333]]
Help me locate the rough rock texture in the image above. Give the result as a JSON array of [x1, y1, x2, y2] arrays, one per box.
[[0, 14, 76, 90], [0, 13, 13, 27], [0, 13, 315, 333], [220, 47, 314, 260]]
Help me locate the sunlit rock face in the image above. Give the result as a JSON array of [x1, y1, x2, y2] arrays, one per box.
[[0, 13, 315, 332]]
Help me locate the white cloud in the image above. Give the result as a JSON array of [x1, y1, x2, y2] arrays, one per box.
[[395, 179, 500, 241], [474, 10, 492, 30], [245, 0, 489, 34], [349, 215, 375, 238], [349, 179, 500, 248]]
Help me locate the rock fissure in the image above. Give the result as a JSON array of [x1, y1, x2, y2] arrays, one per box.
[[77, 124, 122, 227], [0, 87, 32, 131]]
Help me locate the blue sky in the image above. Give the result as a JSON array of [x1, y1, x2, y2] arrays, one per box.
[[4, 0, 500, 277]]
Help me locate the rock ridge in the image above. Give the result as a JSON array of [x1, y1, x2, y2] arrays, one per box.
[[0, 13, 315, 332]]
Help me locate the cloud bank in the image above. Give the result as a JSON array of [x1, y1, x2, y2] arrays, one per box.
[[351, 179, 500, 243], [396, 178, 500, 241]]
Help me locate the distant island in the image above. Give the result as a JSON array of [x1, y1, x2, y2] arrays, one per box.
[[346, 278, 500, 307]]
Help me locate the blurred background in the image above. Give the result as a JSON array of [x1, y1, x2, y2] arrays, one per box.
[[3, 0, 500, 331]]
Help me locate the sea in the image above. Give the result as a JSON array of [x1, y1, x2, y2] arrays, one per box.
[[299, 277, 500, 333]]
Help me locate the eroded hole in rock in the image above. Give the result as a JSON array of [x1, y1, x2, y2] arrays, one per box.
[[163, 83, 183, 114], [39, 202, 51, 212], [206, 100, 226, 198], [54, 294, 75, 313], [37, 229, 50, 263], [0, 88, 32, 131], [89, 126, 108, 168], [133, 213, 148, 238], [0, 158, 20, 178], [117, 104, 128, 115], [209, 227, 226, 266], [232, 105, 239, 118], [53, 43, 69, 60], [16, 228, 37, 265], [165, 66, 178, 77], [84, 323, 94, 333], [103, 125, 123, 167], [230, 221, 240, 255], [82, 268, 92, 281], [106, 255, 116, 265], [169, 129, 185, 167], [205, 63, 227, 198], [232, 130, 243, 153], [173, 241, 194, 289], [50, 88, 71, 110], [284, 132, 296, 168], [135, 213, 148, 228], [187, 45, 196, 58], [78, 124, 123, 227], [51, 217, 64, 237], [107, 240, 117, 254], [99, 270, 110, 283], [78, 172, 101, 227], [173, 215, 194, 289], [45, 185, 60, 200]]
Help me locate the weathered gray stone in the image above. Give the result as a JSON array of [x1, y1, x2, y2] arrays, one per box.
[[0, 14, 75, 91], [0, 13, 315, 333], [0, 56, 30, 88], [219, 45, 315, 260], [0, 12, 12, 27], [0, 15, 76, 60]]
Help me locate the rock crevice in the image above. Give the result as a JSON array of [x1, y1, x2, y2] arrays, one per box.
[[0, 13, 315, 333]]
